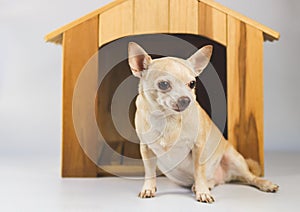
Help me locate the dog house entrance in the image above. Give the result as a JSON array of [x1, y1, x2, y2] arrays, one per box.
[[96, 34, 227, 177]]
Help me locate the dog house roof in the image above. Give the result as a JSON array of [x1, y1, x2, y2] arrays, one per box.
[[45, 0, 280, 44]]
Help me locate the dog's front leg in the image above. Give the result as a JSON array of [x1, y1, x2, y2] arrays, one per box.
[[139, 144, 157, 198], [192, 148, 215, 203]]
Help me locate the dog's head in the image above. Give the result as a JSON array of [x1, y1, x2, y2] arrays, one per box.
[[128, 42, 212, 113]]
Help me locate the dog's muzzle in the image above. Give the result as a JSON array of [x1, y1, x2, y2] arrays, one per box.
[[174, 96, 191, 112]]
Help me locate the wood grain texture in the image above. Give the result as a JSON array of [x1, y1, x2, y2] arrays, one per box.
[[198, 2, 227, 46], [227, 16, 264, 174], [169, 0, 198, 34], [134, 0, 169, 34], [97, 165, 144, 177], [62, 16, 100, 177], [99, 0, 133, 47], [46, 0, 279, 44], [199, 0, 279, 41], [45, 0, 129, 44]]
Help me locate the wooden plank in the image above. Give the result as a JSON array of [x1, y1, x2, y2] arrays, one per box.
[[134, 0, 169, 34], [99, 0, 133, 47], [227, 16, 264, 174], [62, 16, 101, 177], [98, 165, 144, 177], [169, 0, 198, 34], [227, 16, 241, 150], [45, 0, 129, 44], [244, 23, 264, 173], [198, 2, 227, 46], [199, 0, 280, 41]]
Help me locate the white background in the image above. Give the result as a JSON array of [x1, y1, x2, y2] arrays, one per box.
[[0, 1, 299, 211], [0, 0, 299, 160]]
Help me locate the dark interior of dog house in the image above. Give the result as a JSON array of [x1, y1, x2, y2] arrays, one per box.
[[96, 34, 227, 176]]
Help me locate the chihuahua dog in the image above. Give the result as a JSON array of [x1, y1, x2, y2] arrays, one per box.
[[128, 42, 278, 203]]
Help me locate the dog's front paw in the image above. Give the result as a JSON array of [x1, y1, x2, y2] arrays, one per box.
[[196, 193, 215, 203], [138, 187, 157, 198]]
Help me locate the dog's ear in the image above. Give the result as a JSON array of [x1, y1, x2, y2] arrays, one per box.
[[187, 45, 213, 76], [128, 42, 152, 78]]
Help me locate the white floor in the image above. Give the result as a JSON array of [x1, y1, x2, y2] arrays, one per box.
[[1, 152, 299, 212]]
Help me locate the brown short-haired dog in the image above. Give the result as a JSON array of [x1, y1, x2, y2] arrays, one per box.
[[128, 42, 278, 203]]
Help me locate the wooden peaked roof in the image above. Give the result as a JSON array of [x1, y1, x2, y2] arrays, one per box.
[[45, 0, 280, 44]]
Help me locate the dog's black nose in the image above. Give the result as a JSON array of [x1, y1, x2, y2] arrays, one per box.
[[177, 96, 191, 111]]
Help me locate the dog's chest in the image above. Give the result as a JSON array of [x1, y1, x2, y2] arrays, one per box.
[[144, 112, 197, 157]]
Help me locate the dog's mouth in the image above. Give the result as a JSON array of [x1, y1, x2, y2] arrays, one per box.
[[173, 107, 185, 113]]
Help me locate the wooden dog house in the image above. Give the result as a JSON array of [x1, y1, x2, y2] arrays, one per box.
[[45, 0, 279, 177]]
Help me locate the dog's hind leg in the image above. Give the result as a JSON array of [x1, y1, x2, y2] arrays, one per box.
[[222, 145, 279, 192]]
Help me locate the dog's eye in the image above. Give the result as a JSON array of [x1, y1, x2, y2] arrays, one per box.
[[158, 81, 171, 91], [188, 80, 196, 89]]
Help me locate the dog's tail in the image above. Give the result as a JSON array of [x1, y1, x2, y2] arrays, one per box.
[[246, 159, 262, 176]]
